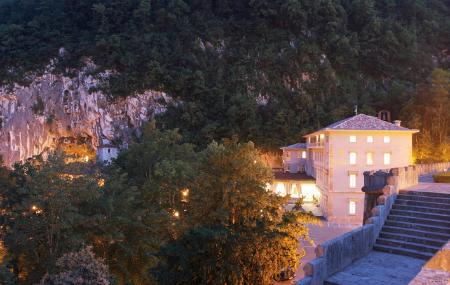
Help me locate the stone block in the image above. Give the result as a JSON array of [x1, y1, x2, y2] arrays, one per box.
[[377, 194, 386, 204]]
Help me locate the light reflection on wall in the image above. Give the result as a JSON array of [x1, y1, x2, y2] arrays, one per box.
[[301, 184, 321, 202], [276, 183, 286, 196], [291, 184, 299, 198]]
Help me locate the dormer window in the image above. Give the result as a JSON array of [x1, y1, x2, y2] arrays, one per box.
[[349, 135, 357, 143]]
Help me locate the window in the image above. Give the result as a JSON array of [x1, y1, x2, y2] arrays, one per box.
[[349, 174, 357, 188], [302, 151, 307, 159], [366, 152, 373, 165], [286, 151, 290, 159], [349, 152, 357, 165], [384, 136, 390, 143], [349, 135, 357, 143], [367, 136, 373, 143], [384, 152, 391, 165], [349, 201, 356, 215]]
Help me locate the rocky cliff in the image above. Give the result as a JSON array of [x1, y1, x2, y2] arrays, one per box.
[[0, 68, 166, 167]]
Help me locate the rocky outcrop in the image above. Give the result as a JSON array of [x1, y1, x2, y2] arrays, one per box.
[[0, 69, 166, 167]]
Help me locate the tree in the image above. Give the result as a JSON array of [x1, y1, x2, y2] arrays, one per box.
[[156, 140, 319, 285], [39, 246, 110, 285], [402, 68, 450, 162], [0, 154, 101, 284], [100, 124, 200, 284], [0, 0, 449, 151]]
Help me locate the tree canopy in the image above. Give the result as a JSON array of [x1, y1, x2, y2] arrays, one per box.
[[0, 0, 449, 151], [0, 129, 319, 285]]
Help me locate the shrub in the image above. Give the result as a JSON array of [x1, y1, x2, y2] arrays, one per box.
[[433, 172, 450, 183]]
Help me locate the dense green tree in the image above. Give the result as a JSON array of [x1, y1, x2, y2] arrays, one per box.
[[156, 140, 319, 285], [99, 124, 199, 284], [401, 68, 450, 162], [0, 0, 449, 150], [0, 154, 101, 284]]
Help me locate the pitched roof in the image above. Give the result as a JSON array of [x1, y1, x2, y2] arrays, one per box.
[[280, 143, 306, 149], [323, 114, 410, 131]]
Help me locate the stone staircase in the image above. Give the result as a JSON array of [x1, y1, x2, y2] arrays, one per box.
[[373, 190, 450, 260]]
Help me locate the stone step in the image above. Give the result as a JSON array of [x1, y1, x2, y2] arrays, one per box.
[[375, 238, 441, 253], [392, 204, 450, 215], [399, 190, 450, 199], [395, 199, 450, 209], [382, 225, 450, 240], [396, 194, 450, 204], [373, 244, 434, 260], [389, 209, 450, 221], [384, 220, 450, 234], [387, 215, 450, 228], [379, 231, 447, 247]]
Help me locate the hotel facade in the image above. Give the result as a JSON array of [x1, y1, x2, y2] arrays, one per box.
[[272, 114, 418, 225]]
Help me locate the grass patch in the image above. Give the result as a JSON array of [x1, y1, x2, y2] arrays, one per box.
[[433, 171, 450, 183]]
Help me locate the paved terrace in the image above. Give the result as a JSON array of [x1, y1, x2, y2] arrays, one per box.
[[325, 251, 425, 285]]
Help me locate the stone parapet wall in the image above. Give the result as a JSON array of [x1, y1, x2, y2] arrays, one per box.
[[409, 240, 450, 284], [395, 162, 450, 190], [298, 185, 396, 285], [297, 161, 450, 285]]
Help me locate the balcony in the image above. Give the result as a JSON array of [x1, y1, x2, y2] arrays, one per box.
[[307, 142, 324, 148]]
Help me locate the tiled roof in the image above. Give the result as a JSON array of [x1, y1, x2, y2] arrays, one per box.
[[324, 114, 410, 131], [281, 143, 307, 149]]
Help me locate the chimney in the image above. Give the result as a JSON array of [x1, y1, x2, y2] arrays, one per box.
[[393, 120, 401, 127]]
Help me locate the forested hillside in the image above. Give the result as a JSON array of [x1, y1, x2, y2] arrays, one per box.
[[1, 0, 449, 154]]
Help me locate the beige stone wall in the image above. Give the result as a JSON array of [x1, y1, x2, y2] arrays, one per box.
[[325, 130, 414, 225]]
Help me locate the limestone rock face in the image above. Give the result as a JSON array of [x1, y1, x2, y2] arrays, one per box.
[[0, 71, 166, 167]]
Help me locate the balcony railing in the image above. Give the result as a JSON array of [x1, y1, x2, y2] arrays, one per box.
[[307, 142, 324, 148]]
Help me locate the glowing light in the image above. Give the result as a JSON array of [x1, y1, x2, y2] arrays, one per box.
[[98, 178, 105, 187], [366, 152, 373, 165], [349, 152, 357, 165], [173, 211, 180, 218], [349, 174, 357, 188], [301, 184, 321, 202], [31, 205, 42, 214], [349, 201, 356, 215], [291, 184, 299, 198], [180, 188, 189, 202], [84, 155, 89, 162], [302, 151, 307, 159], [276, 183, 286, 197], [384, 152, 391, 165]]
